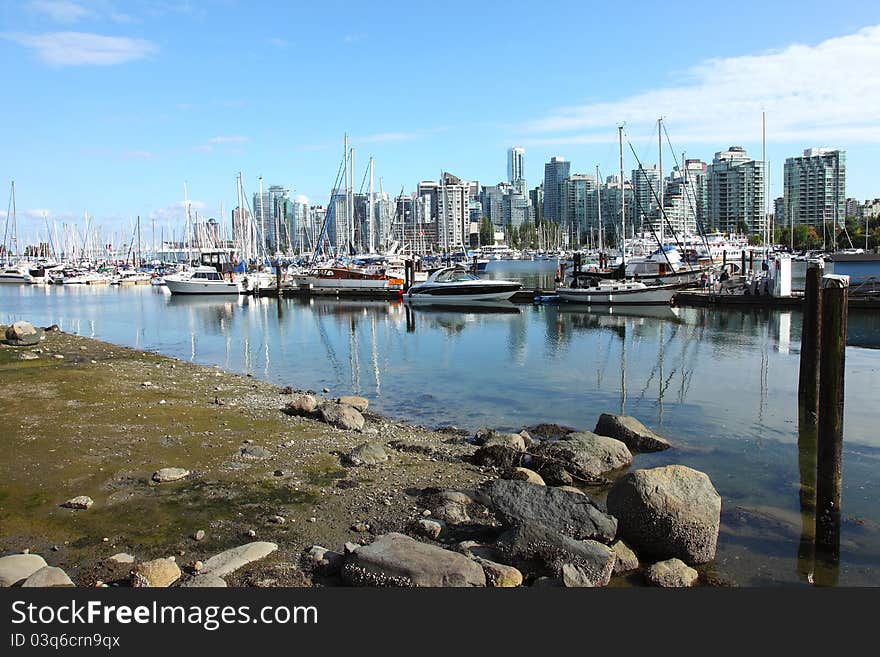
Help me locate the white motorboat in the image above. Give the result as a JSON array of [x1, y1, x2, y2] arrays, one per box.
[[0, 264, 32, 283], [164, 266, 240, 295], [405, 266, 521, 303], [557, 278, 676, 305]]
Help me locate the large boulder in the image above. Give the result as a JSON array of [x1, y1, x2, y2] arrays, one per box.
[[318, 402, 365, 432], [594, 413, 671, 452], [473, 444, 523, 470], [152, 467, 189, 483], [484, 433, 526, 451], [338, 395, 369, 412], [506, 467, 545, 486], [4, 321, 43, 346], [0, 554, 48, 587], [344, 441, 388, 467], [132, 558, 181, 587], [530, 431, 632, 482], [482, 479, 616, 542], [180, 574, 228, 588], [606, 465, 721, 564], [341, 533, 486, 587], [495, 521, 615, 587], [22, 566, 74, 587], [284, 394, 318, 416], [645, 558, 699, 587], [201, 542, 278, 578]]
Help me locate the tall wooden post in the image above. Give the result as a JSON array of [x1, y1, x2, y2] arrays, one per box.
[[798, 266, 822, 424], [275, 263, 282, 297], [741, 251, 746, 276], [814, 273, 848, 584]]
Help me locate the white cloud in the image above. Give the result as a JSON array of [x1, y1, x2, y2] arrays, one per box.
[[520, 25, 880, 145], [23, 208, 52, 220], [268, 37, 287, 48], [208, 136, 248, 145], [4, 31, 158, 66], [147, 199, 207, 222], [28, 1, 90, 22], [122, 150, 155, 160]]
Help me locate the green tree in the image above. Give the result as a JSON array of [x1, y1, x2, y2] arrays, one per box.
[[479, 217, 493, 246]]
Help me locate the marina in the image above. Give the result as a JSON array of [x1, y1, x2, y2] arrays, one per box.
[[2, 260, 879, 586]]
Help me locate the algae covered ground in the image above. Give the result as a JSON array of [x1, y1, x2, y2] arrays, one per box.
[[0, 326, 486, 586]]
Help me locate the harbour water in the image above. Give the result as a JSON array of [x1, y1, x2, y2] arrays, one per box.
[[2, 261, 878, 586]]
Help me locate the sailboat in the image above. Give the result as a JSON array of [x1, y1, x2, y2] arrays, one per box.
[[557, 127, 676, 306], [0, 182, 32, 283]]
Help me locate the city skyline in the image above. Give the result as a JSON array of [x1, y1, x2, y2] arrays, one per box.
[[2, 1, 880, 240]]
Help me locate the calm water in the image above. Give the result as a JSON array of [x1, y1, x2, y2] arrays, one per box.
[[2, 261, 878, 586]]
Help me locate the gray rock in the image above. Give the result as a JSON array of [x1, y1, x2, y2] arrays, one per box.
[[606, 465, 721, 564], [530, 431, 632, 482], [484, 433, 526, 451], [318, 402, 365, 432], [284, 394, 318, 416], [410, 518, 443, 540], [18, 352, 39, 360], [344, 441, 388, 467], [108, 553, 135, 564], [152, 467, 190, 483], [474, 557, 523, 587], [5, 321, 43, 346], [193, 530, 205, 542], [303, 545, 343, 575], [201, 542, 278, 577], [239, 445, 271, 460], [495, 522, 615, 586], [611, 540, 639, 573], [338, 395, 369, 412], [645, 558, 699, 587], [132, 558, 181, 587], [561, 545, 617, 587], [482, 479, 617, 542], [506, 467, 545, 486], [594, 413, 671, 452], [0, 554, 48, 587], [22, 566, 74, 587], [180, 574, 228, 588], [342, 533, 486, 587], [540, 463, 574, 486], [62, 495, 94, 510]]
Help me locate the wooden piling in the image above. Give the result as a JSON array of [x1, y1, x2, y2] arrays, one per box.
[[798, 266, 822, 423], [741, 251, 746, 276], [814, 274, 848, 577], [275, 264, 282, 297]]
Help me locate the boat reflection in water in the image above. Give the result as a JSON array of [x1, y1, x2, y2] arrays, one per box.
[[404, 300, 521, 334]]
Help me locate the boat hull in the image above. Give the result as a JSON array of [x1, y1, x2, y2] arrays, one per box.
[[557, 285, 675, 305], [405, 282, 521, 303], [165, 278, 240, 295]]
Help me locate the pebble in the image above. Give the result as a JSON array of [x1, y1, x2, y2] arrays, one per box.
[[62, 495, 94, 510], [246, 529, 257, 537], [308, 517, 317, 523], [142, 381, 152, 387], [52, 354, 64, 360], [193, 530, 205, 541]]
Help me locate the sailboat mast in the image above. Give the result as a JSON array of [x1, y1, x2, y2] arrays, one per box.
[[258, 175, 266, 258], [11, 180, 17, 260], [658, 117, 664, 247], [368, 157, 375, 253], [596, 165, 603, 253], [619, 126, 626, 269]]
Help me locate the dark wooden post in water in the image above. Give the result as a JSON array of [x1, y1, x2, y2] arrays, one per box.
[[741, 251, 746, 276], [798, 266, 822, 423], [404, 259, 413, 292], [814, 273, 848, 584], [274, 264, 282, 297]]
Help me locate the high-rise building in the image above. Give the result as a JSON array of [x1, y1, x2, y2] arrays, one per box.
[[631, 164, 661, 230], [563, 174, 596, 245], [542, 156, 570, 224], [845, 197, 861, 220], [436, 172, 471, 251], [783, 148, 846, 231], [481, 183, 509, 227], [707, 146, 765, 234], [508, 147, 526, 195], [530, 185, 544, 224]]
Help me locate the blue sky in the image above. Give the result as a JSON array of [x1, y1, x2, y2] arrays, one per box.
[[2, 0, 880, 240]]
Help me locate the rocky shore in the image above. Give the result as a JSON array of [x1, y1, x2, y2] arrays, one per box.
[[0, 321, 724, 588]]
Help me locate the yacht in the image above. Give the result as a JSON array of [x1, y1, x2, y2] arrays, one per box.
[[0, 264, 32, 283], [405, 266, 521, 303], [289, 266, 403, 294], [164, 266, 240, 295], [557, 277, 676, 305]]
